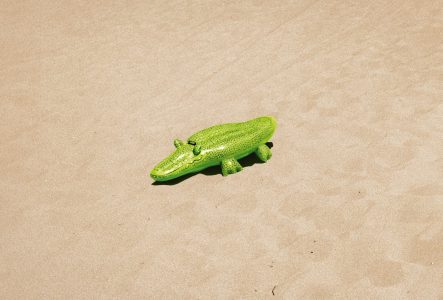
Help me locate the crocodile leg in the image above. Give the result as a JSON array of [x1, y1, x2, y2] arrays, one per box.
[[255, 144, 272, 162], [221, 158, 243, 176]]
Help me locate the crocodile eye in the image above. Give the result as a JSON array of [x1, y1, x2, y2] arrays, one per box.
[[174, 139, 184, 148], [193, 144, 201, 155]]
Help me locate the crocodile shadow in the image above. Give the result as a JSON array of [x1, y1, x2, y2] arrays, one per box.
[[151, 142, 273, 186]]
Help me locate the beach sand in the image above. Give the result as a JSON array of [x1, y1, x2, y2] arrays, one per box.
[[1, 1, 442, 298]]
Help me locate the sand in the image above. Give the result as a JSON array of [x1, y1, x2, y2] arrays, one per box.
[[1, 1, 442, 298]]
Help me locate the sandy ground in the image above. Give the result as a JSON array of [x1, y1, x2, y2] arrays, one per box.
[[1, 1, 442, 299]]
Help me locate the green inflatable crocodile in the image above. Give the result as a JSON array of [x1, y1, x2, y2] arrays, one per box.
[[150, 116, 277, 181]]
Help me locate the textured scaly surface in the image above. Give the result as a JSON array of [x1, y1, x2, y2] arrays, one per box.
[[150, 116, 277, 181]]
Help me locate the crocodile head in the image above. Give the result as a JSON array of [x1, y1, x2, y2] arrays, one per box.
[[150, 139, 206, 181]]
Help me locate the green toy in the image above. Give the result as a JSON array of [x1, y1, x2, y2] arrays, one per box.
[[150, 116, 277, 181]]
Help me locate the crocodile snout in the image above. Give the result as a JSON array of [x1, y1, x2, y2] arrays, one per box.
[[150, 168, 168, 181]]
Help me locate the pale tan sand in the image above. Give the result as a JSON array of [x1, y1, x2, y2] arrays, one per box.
[[1, 1, 442, 299]]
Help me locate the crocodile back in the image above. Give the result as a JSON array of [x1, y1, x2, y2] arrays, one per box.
[[188, 116, 276, 160]]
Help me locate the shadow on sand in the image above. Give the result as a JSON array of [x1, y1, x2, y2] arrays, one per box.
[[152, 142, 273, 186]]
